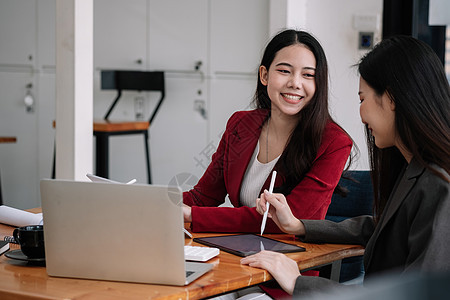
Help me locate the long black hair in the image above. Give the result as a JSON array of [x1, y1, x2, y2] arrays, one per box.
[[253, 29, 353, 195], [358, 35, 450, 220]]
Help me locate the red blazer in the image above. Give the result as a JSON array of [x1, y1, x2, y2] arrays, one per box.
[[183, 109, 352, 233]]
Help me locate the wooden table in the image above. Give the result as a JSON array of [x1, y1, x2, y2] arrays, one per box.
[[0, 137, 17, 144], [0, 212, 364, 300]]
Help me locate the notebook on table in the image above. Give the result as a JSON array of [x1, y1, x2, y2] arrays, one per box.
[[40, 179, 213, 286]]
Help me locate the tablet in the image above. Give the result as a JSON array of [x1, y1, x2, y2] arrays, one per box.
[[86, 174, 120, 183], [193, 234, 305, 257], [86, 174, 136, 185]]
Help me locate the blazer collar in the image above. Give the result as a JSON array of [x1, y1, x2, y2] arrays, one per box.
[[377, 157, 425, 233], [365, 158, 425, 270]]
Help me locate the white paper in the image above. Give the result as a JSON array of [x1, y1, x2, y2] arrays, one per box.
[[0, 205, 43, 227]]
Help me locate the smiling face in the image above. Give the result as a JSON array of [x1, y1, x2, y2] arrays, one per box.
[[259, 44, 316, 118], [359, 78, 397, 149]]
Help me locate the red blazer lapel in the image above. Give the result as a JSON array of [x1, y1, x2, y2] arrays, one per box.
[[226, 110, 268, 206]]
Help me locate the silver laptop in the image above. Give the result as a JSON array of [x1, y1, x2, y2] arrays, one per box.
[[40, 179, 213, 286]]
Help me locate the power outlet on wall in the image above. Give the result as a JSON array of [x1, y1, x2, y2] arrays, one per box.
[[358, 32, 374, 49], [353, 13, 380, 50]]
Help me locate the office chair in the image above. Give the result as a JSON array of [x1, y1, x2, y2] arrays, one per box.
[[93, 70, 165, 184], [320, 170, 374, 283]]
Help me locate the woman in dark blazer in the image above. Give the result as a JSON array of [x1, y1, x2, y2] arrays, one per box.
[[241, 35, 450, 297]]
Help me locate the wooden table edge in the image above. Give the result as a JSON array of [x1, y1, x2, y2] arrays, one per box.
[[0, 211, 365, 300]]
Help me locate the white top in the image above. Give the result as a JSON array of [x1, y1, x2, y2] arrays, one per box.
[[240, 141, 280, 207]]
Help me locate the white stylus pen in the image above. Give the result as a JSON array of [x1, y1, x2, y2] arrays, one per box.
[[260, 170, 277, 236]]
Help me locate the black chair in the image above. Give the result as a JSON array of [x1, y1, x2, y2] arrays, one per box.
[[320, 170, 374, 283], [93, 70, 165, 184]]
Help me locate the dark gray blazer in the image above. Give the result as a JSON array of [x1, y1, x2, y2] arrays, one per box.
[[293, 158, 450, 297]]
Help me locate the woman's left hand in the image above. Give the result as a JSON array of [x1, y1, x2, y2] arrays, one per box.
[[240, 251, 301, 295], [182, 204, 192, 222]]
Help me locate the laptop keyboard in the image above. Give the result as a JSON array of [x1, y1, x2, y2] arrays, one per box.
[[184, 245, 220, 262]]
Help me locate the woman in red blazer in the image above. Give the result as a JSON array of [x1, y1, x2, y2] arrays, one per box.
[[183, 30, 353, 233]]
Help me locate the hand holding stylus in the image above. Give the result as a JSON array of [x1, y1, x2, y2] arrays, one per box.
[[257, 190, 305, 236]]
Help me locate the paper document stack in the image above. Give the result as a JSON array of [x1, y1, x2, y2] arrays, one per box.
[[0, 205, 43, 227]]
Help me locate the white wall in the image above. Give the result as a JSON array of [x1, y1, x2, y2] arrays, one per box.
[[0, 0, 383, 209], [429, 0, 450, 25]]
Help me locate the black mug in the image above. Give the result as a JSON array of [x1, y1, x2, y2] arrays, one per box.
[[13, 225, 45, 259]]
